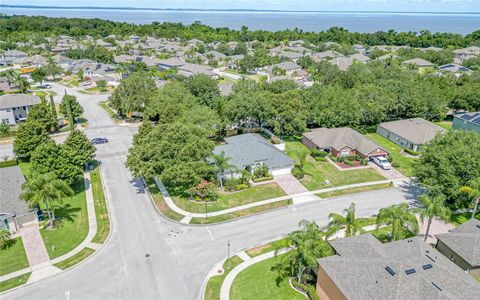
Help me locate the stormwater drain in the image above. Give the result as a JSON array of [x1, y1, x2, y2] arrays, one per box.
[[145, 254, 150, 258]]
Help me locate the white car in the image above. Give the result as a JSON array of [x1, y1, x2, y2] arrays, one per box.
[[373, 156, 392, 170]]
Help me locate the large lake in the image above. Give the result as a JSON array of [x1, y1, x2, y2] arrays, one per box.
[[1, 7, 479, 34]]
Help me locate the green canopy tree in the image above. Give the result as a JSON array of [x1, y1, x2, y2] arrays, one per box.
[[61, 129, 95, 168], [13, 120, 49, 159], [415, 194, 451, 241], [31, 140, 61, 176], [184, 74, 220, 108], [26, 99, 57, 132], [43, 59, 63, 80], [376, 203, 419, 241], [328, 203, 366, 237], [59, 93, 84, 120], [19, 173, 74, 227], [31, 68, 47, 86]]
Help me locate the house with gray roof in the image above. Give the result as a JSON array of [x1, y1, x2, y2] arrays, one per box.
[[178, 63, 218, 78], [212, 134, 294, 177], [302, 127, 388, 159], [377, 118, 446, 151], [157, 57, 186, 70], [1, 166, 38, 232], [452, 111, 480, 133], [436, 219, 480, 279], [316, 233, 480, 300], [0, 94, 41, 125], [402, 58, 435, 68]]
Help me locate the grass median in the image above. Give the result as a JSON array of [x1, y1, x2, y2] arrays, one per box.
[[245, 238, 288, 258], [90, 160, 110, 244], [0, 273, 31, 293], [147, 180, 184, 222], [204, 255, 243, 300], [54, 247, 95, 270], [316, 183, 394, 198]]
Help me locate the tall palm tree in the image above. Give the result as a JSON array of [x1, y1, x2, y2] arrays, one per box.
[[328, 203, 365, 237], [415, 194, 451, 242], [20, 173, 74, 228], [273, 220, 333, 284], [211, 151, 234, 190], [459, 178, 480, 219], [376, 203, 419, 241]]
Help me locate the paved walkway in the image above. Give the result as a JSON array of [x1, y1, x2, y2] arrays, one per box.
[[0, 169, 100, 284], [17, 224, 49, 267], [156, 177, 408, 220]]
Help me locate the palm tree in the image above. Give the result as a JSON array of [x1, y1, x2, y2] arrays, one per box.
[[20, 173, 74, 228], [415, 194, 451, 242], [376, 203, 419, 241], [273, 220, 333, 284], [459, 178, 480, 220], [328, 203, 365, 237], [211, 151, 234, 190]]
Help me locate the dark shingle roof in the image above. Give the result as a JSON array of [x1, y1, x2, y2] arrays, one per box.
[[0, 166, 29, 216], [436, 219, 480, 267], [318, 234, 480, 300]]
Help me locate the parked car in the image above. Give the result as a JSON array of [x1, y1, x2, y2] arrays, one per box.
[[91, 137, 108, 145], [372, 156, 391, 170]]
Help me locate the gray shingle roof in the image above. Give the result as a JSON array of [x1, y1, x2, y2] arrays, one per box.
[[0, 94, 41, 110], [378, 118, 445, 145], [436, 219, 480, 267], [318, 234, 480, 300], [212, 134, 294, 171], [0, 166, 29, 216], [402, 58, 435, 67], [303, 127, 386, 156]]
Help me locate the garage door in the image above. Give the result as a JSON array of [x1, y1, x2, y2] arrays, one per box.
[[272, 167, 292, 176]]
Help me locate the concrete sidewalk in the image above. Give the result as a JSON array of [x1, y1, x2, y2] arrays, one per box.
[[156, 177, 407, 219]]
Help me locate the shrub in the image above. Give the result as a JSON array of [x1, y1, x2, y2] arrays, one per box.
[[224, 178, 240, 192], [311, 149, 328, 158], [96, 80, 107, 88], [314, 157, 327, 162], [292, 166, 304, 179], [330, 155, 338, 162], [235, 183, 249, 191], [253, 165, 269, 179], [0, 123, 9, 135], [360, 158, 368, 165], [392, 162, 401, 168], [404, 148, 420, 156], [292, 279, 320, 300], [253, 175, 273, 182], [344, 159, 354, 166]]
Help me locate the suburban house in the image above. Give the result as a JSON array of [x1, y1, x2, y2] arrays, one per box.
[[436, 219, 480, 279], [0, 166, 39, 233], [212, 134, 294, 178], [157, 57, 186, 70], [178, 63, 218, 78], [438, 63, 472, 76], [0, 94, 41, 125], [376, 118, 446, 151], [452, 112, 480, 133], [302, 127, 388, 159], [402, 58, 435, 68], [316, 233, 480, 300]]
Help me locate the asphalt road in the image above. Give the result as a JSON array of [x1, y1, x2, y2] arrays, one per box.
[[2, 84, 419, 300]]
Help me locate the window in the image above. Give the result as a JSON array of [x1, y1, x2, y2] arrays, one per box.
[[1, 119, 9, 124], [341, 150, 350, 157]]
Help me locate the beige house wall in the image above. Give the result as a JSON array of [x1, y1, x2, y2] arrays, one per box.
[[316, 265, 347, 300]]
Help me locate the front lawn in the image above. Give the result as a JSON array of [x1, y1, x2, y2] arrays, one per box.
[[286, 142, 385, 191], [364, 133, 416, 177], [147, 180, 184, 222], [0, 238, 29, 276], [230, 254, 305, 300], [171, 183, 286, 213], [204, 255, 244, 300], [246, 238, 289, 258], [434, 121, 452, 130], [40, 178, 89, 259]]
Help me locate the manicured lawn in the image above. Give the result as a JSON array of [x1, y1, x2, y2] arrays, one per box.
[[316, 183, 394, 198], [99, 101, 119, 119], [230, 254, 304, 300], [246, 238, 289, 258], [147, 180, 184, 222], [90, 160, 110, 244], [18, 161, 33, 179], [171, 183, 286, 213], [190, 199, 292, 224], [54, 247, 95, 270], [450, 212, 480, 227], [364, 133, 416, 177], [0, 273, 31, 292], [434, 121, 452, 130], [286, 142, 385, 191], [40, 179, 89, 259], [0, 238, 29, 276], [204, 255, 244, 300]]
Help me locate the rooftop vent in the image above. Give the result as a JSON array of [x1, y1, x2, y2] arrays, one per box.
[[422, 264, 433, 270], [385, 266, 395, 276], [405, 268, 416, 275], [432, 282, 442, 291]]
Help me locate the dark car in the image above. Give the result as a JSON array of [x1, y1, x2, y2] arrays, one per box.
[[91, 137, 109, 145]]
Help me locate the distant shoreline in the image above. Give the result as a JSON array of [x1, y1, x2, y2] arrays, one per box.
[[1, 4, 479, 15]]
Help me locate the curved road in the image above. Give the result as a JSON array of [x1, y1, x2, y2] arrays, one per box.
[[2, 84, 419, 300]]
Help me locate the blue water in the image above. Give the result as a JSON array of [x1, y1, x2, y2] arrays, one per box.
[[1, 7, 479, 34]]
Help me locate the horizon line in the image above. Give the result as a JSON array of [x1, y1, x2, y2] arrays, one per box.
[[1, 4, 479, 15]]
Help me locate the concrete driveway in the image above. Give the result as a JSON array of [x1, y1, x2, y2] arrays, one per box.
[[369, 162, 407, 180], [273, 174, 309, 195]]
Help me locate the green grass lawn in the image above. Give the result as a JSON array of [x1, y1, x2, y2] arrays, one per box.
[[40, 179, 89, 259], [450, 212, 480, 227], [246, 238, 289, 258], [99, 101, 119, 119], [230, 253, 305, 300], [90, 160, 110, 244], [0, 273, 31, 293], [147, 180, 184, 222], [205, 255, 244, 300], [368, 226, 415, 243], [434, 121, 452, 130], [0, 238, 29, 276], [317, 183, 394, 198], [190, 199, 291, 224], [54, 247, 95, 270], [171, 183, 286, 213], [286, 142, 385, 191], [364, 133, 416, 177]]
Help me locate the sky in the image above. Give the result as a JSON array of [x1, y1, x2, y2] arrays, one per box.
[[2, 0, 479, 13]]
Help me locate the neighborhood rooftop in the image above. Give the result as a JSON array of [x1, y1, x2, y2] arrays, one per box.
[[0, 94, 41, 110], [378, 118, 446, 145], [0, 166, 29, 217], [317, 233, 480, 300], [436, 219, 480, 267]]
